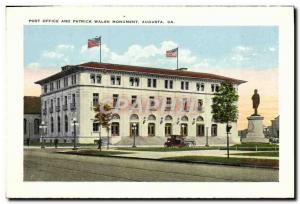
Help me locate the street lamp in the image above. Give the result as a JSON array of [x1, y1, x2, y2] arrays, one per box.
[[205, 127, 209, 147], [226, 122, 232, 158], [132, 123, 137, 148], [39, 121, 47, 149], [71, 117, 79, 150]]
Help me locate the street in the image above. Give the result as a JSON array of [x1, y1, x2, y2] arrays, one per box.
[[24, 149, 279, 182]]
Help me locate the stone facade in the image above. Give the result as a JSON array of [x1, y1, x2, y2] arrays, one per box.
[[35, 62, 245, 145]]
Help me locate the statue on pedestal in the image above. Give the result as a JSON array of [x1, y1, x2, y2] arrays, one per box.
[[251, 89, 260, 116], [241, 88, 268, 143]]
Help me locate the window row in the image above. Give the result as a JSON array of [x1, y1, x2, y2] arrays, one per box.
[[50, 115, 70, 133], [43, 94, 76, 114], [92, 93, 204, 112], [89, 74, 219, 92], [44, 74, 77, 94], [91, 122, 218, 137]]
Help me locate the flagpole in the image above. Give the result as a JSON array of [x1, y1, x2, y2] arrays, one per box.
[[177, 47, 179, 69], [100, 36, 102, 63]]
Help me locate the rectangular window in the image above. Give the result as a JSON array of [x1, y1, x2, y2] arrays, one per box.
[[90, 74, 95, 84], [50, 82, 54, 91], [43, 85, 48, 93], [201, 83, 205, 91], [147, 78, 152, 87], [111, 75, 121, 85], [56, 80, 60, 89], [211, 84, 215, 92], [211, 124, 218, 136], [169, 80, 173, 89], [164, 80, 168, 89], [57, 98, 60, 106], [181, 81, 189, 90], [116, 76, 121, 85], [93, 122, 99, 132], [64, 77, 68, 87], [50, 99, 53, 108], [129, 77, 139, 87], [131, 95, 137, 108], [149, 96, 155, 108], [72, 94, 76, 104], [129, 77, 134, 86], [111, 122, 120, 136], [148, 78, 157, 88], [64, 96, 67, 105], [165, 80, 173, 89], [96, 74, 101, 83], [183, 98, 188, 111], [93, 93, 99, 106], [197, 124, 205, 136], [198, 99, 203, 111], [71, 75, 76, 85], [148, 123, 155, 136], [181, 81, 184, 90], [113, 94, 118, 108], [165, 97, 172, 111], [153, 79, 157, 88]]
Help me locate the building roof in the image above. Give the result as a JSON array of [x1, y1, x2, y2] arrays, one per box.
[[35, 62, 247, 85], [24, 96, 41, 114]]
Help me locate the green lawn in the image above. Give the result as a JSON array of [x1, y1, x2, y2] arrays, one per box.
[[60, 149, 130, 157], [116, 146, 220, 152], [232, 151, 279, 157], [162, 155, 279, 168]]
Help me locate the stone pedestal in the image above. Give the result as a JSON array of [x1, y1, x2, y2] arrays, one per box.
[[242, 116, 269, 143]]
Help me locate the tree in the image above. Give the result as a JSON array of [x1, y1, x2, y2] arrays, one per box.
[[211, 81, 239, 158], [94, 103, 112, 150]]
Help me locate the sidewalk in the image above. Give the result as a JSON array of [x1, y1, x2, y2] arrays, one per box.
[[107, 149, 278, 160]]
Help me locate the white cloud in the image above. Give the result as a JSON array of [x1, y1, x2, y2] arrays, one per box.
[[80, 40, 198, 68], [41, 44, 75, 60], [42, 51, 64, 59]]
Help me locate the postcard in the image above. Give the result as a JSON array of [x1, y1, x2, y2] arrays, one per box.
[[5, 6, 295, 199]]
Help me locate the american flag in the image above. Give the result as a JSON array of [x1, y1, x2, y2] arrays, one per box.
[[166, 48, 178, 57], [88, 37, 101, 48]]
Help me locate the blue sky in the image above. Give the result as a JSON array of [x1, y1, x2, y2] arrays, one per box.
[[24, 25, 278, 70]]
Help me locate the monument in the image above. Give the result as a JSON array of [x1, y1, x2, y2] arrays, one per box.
[[242, 89, 269, 143]]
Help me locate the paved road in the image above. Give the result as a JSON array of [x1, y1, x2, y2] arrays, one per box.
[[24, 149, 278, 182]]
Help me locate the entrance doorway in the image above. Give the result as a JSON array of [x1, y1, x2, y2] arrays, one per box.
[[180, 123, 188, 136]]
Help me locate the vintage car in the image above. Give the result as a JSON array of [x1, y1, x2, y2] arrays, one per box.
[[164, 135, 196, 147]]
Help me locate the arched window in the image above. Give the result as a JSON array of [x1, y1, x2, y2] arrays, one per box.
[[130, 114, 139, 120], [24, 119, 27, 134], [165, 115, 173, 121], [57, 116, 61, 133], [112, 114, 120, 120], [181, 116, 188, 122], [196, 116, 204, 122], [111, 122, 120, 136], [65, 115, 68, 132], [51, 117, 54, 133], [211, 124, 218, 136], [34, 119, 40, 134], [148, 114, 156, 121], [148, 123, 155, 136]]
